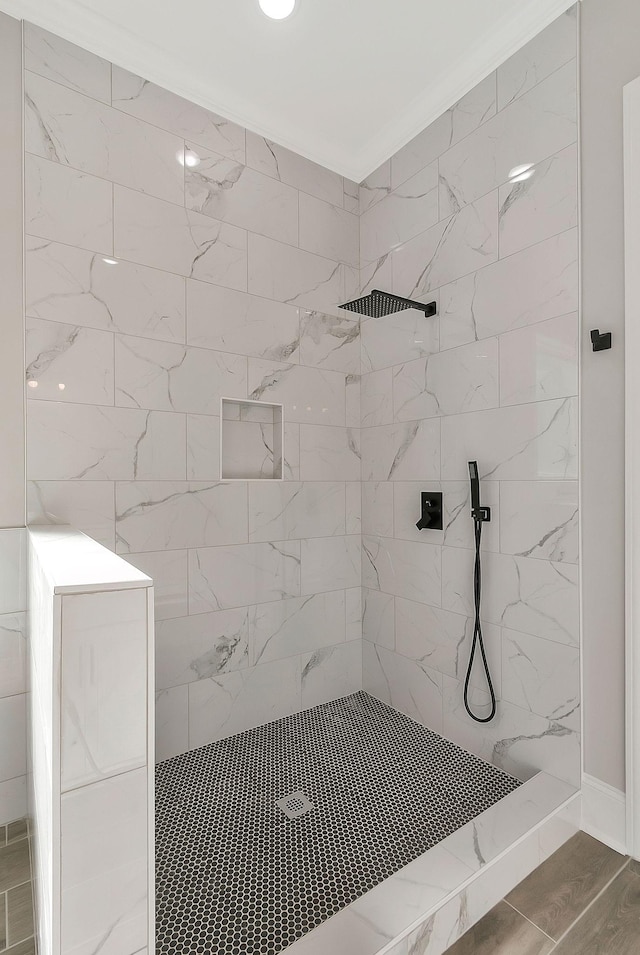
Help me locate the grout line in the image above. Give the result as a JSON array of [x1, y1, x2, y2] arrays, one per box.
[[503, 899, 557, 944]]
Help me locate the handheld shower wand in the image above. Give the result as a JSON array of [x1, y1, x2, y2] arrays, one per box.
[[464, 462, 497, 723]]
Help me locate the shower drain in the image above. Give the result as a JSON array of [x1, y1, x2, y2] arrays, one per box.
[[276, 791, 314, 819]]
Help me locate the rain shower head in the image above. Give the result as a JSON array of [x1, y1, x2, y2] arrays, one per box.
[[339, 289, 437, 319]]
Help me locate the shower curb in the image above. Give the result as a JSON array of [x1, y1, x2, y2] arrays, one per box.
[[282, 773, 580, 955]]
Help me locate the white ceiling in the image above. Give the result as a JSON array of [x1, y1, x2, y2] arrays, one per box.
[[1, 0, 576, 181]]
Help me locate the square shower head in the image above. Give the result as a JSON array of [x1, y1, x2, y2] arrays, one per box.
[[339, 289, 437, 319]]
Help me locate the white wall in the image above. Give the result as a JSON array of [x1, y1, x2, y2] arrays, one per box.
[[580, 0, 640, 792]]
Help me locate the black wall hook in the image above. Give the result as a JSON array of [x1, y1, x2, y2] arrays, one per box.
[[591, 329, 612, 351]]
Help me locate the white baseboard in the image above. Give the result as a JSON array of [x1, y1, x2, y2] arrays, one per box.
[[581, 773, 627, 855]]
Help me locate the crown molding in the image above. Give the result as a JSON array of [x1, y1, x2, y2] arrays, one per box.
[[0, 0, 578, 182]]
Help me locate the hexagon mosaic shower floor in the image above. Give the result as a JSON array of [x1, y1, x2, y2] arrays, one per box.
[[155, 691, 520, 955]]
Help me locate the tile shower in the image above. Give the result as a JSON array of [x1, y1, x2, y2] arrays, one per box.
[[16, 4, 581, 954]]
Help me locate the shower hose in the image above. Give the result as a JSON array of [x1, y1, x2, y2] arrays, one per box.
[[463, 517, 497, 723]]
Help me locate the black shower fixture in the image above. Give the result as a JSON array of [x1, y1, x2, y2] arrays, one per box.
[[464, 462, 497, 725], [339, 289, 437, 319]]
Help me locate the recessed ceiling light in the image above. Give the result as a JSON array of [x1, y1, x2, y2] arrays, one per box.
[[258, 0, 296, 19], [177, 148, 201, 168], [102, 257, 118, 265], [508, 163, 535, 183], [27, 380, 38, 389]]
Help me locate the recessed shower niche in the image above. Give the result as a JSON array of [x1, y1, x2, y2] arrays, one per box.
[[220, 397, 284, 481]]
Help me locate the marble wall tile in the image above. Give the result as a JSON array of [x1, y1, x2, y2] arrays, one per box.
[[393, 481, 500, 552], [26, 238, 186, 342], [60, 768, 148, 955], [0, 778, 27, 828], [363, 642, 443, 734], [499, 480, 578, 562], [248, 358, 345, 425], [187, 280, 300, 362], [188, 656, 301, 746], [498, 144, 578, 258], [359, 160, 391, 215], [346, 588, 362, 641], [25, 153, 112, 254], [116, 481, 248, 553], [186, 414, 220, 480], [362, 482, 394, 537], [360, 162, 438, 265], [439, 228, 578, 348], [392, 192, 498, 298], [442, 678, 580, 785], [156, 608, 248, 689], [24, 23, 112, 103], [28, 480, 116, 550], [25, 70, 184, 204], [299, 311, 360, 374], [115, 334, 246, 413], [248, 233, 344, 312], [497, 8, 577, 110], [439, 61, 576, 216], [221, 417, 282, 480], [250, 591, 346, 665], [299, 425, 361, 480], [245, 131, 343, 206], [301, 536, 361, 594], [28, 401, 186, 481], [299, 192, 359, 268], [395, 597, 502, 695], [442, 546, 579, 646], [155, 686, 188, 762], [300, 640, 363, 708], [26, 317, 114, 405], [347, 483, 361, 537], [441, 397, 578, 481], [361, 420, 441, 482], [61, 588, 147, 790], [0, 695, 26, 783], [359, 253, 393, 298], [361, 368, 393, 427], [114, 186, 247, 289], [346, 373, 361, 427], [393, 338, 499, 421], [362, 588, 395, 649], [363, 535, 441, 606], [361, 308, 439, 372], [0, 613, 27, 699], [391, 72, 497, 190], [343, 178, 359, 214], [0, 530, 27, 616], [185, 147, 298, 245], [112, 65, 246, 161], [499, 312, 579, 407], [502, 629, 579, 729], [248, 482, 345, 541], [189, 541, 301, 613], [126, 550, 189, 620]]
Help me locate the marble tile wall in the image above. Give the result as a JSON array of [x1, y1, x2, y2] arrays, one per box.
[[0, 529, 28, 825], [359, 7, 581, 786], [23, 10, 580, 781], [22, 22, 363, 759]]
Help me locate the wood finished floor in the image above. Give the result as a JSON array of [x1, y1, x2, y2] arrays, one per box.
[[0, 819, 35, 955], [445, 832, 640, 955]]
